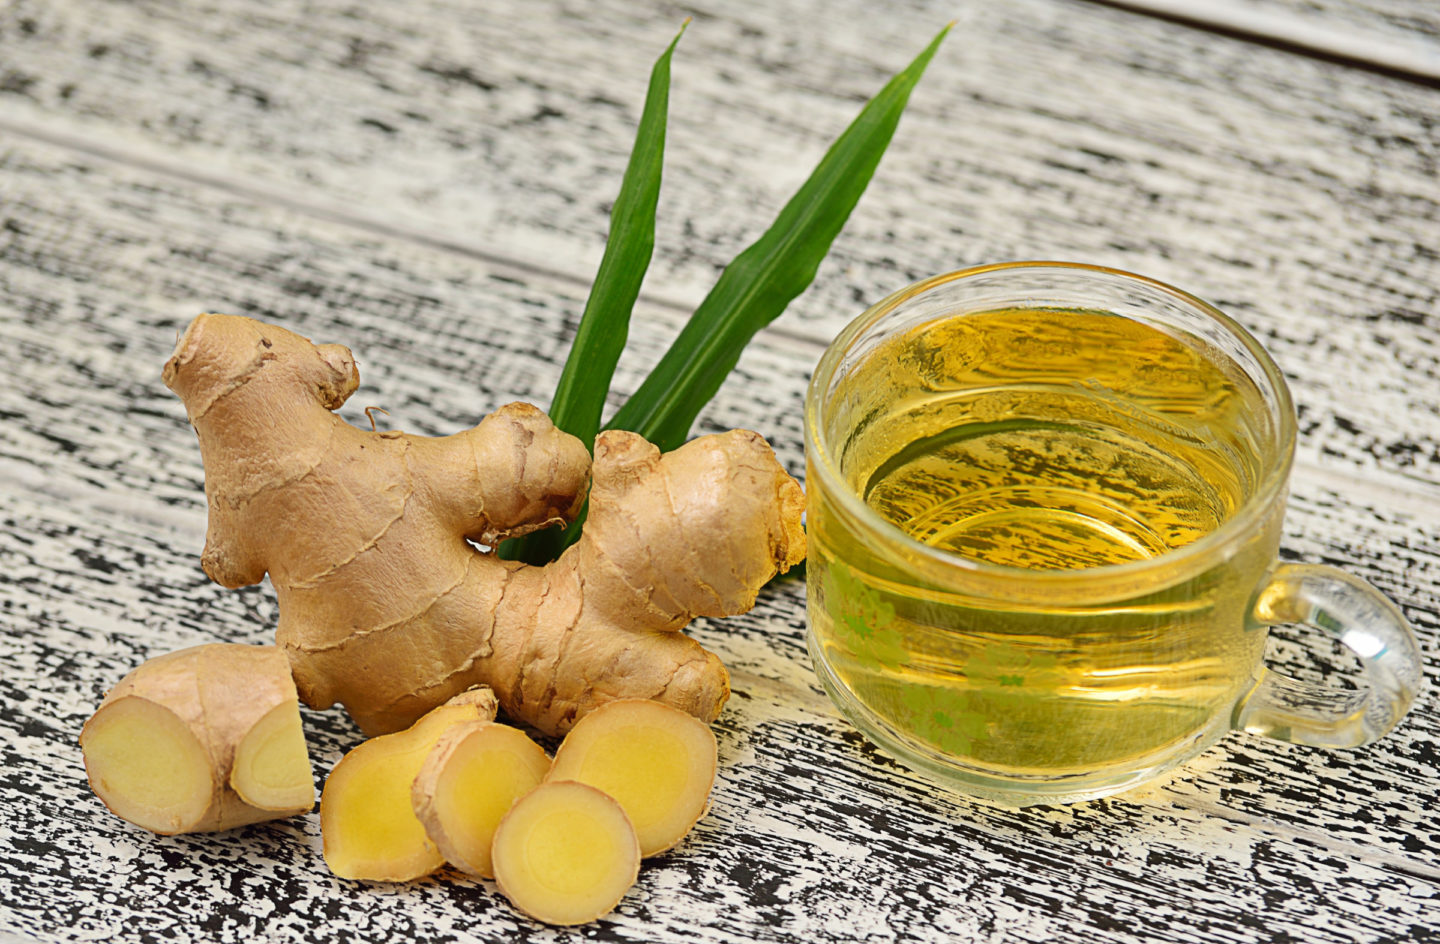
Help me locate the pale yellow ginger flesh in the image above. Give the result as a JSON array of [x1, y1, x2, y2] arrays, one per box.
[[80, 697, 214, 833], [491, 780, 640, 925], [320, 687, 499, 881], [162, 313, 806, 738], [411, 722, 550, 878], [231, 703, 313, 811], [546, 698, 717, 856], [80, 644, 313, 834]]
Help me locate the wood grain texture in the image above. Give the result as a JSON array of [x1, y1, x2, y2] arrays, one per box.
[[1087, 0, 1440, 79], [2, 0, 1439, 941], [3, 0, 1438, 494], [0, 0, 1435, 323], [1226, 0, 1440, 35], [2, 129, 1439, 942]]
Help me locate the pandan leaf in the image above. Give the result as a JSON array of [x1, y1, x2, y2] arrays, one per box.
[[604, 24, 951, 452], [510, 25, 949, 564], [501, 24, 682, 565], [550, 23, 683, 441]]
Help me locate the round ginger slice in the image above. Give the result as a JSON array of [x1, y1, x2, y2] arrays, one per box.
[[546, 698, 717, 857], [81, 695, 216, 834], [411, 722, 550, 878], [231, 702, 314, 811], [321, 736, 443, 882], [491, 780, 640, 925]]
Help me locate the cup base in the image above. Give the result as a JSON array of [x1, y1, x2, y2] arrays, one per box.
[[808, 632, 1225, 807]]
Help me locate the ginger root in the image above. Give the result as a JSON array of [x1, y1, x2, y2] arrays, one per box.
[[546, 698, 717, 857], [162, 313, 805, 737], [411, 721, 550, 879], [79, 644, 313, 835], [491, 780, 641, 926], [319, 687, 499, 881]]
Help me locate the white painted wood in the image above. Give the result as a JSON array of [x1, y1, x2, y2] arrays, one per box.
[[2, 131, 1439, 942], [4, 0, 1437, 497], [1089, 0, 1440, 79], [0, 1, 1433, 333], [1, 0, 1439, 941]]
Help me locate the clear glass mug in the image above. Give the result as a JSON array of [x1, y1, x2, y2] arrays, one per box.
[[803, 262, 1423, 805]]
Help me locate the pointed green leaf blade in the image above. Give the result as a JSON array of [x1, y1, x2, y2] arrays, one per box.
[[500, 24, 682, 565], [548, 22, 683, 440], [606, 24, 950, 451]]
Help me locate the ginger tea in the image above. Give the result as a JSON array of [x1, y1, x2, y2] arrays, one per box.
[[806, 306, 1284, 790]]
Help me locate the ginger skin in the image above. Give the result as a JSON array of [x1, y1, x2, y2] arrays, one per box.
[[162, 314, 805, 737]]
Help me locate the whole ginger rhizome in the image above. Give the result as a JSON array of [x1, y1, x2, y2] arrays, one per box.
[[80, 313, 805, 922]]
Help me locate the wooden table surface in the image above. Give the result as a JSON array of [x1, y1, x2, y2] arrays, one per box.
[[3, 1, 1439, 941]]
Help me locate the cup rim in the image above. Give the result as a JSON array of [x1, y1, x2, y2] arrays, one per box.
[[804, 260, 1299, 593]]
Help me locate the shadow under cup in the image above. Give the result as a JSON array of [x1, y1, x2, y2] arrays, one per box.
[[803, 262, 1422, 806]]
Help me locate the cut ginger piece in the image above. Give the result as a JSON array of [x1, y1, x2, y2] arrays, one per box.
[[319, 687, 498, 881], [546, 698, 717, 857], [79, 643, 313, 834], [491, 780, 640, 925], [231, 702, 313, 810], [411, 722, 550, 878]]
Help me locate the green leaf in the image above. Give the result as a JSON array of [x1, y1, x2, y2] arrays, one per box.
[[550, 22, 683, 440], [500, 23, 683, 565], [605, 24, 951, 452], [505, 24, 948, 565]]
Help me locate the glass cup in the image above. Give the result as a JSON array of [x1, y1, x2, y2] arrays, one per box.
[[804, 262, 1423, 806]]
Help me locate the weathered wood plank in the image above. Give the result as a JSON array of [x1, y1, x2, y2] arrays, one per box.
[[1087, 0, 1440, 80], [2, 0, 1435, 321], [2, 133, 1439, 943], [3, 489, 1438, 944], [1196, 0, 1440, 39], [4, 0, 1438, 496]]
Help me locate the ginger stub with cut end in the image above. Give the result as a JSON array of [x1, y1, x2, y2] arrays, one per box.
[[163, 313, 806, 739], [491, 780, 641, 926], [79, 644, 313, 835], [546, 698, 717, 857], [319, 687, 499, 882], [411, 721, 550, 879]]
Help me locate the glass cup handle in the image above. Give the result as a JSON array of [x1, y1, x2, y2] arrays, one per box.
[[1234, 563, 1424, 749]]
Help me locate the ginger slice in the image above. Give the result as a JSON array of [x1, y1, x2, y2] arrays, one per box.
[[231, 702, 313, 811], [545, 698, 717, 857], [411, 722, 550, 878], [79, 643, 313, 835], [491, 780, 640, 925], [80, 696, 215, 833], [319, 687, 499, 881]]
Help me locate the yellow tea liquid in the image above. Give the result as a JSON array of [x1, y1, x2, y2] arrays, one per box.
[[808, 308, 1283, 779]]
